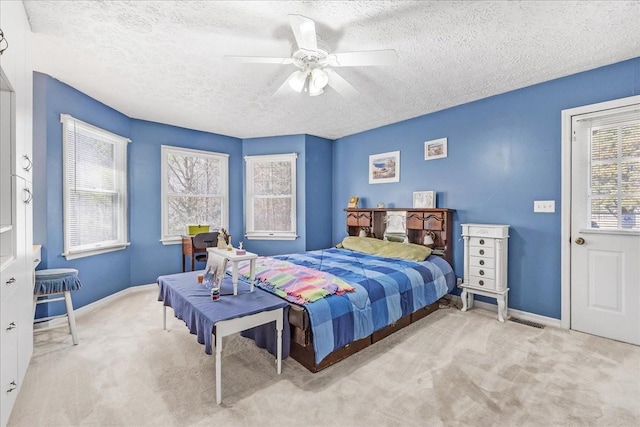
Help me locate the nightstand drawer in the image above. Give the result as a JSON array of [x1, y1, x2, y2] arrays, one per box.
[[467, 276, 496, 290], [469, 266, 495, 279], [470, 256, 495, 269], [469, 237, 495, 248], [469, 246, 494, 258]]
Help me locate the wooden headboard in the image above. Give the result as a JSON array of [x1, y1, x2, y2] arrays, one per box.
[[344, 208, 455, 266]]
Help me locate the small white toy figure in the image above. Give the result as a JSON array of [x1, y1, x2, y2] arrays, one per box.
[[238, 241, 243, 250]]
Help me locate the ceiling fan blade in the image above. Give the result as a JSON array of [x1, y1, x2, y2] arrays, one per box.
[[224, 55, 293, 65], [288, 14, 318, 52], [328, 50, 398, 67], [273, 70, 307, 97], [325, 69, 358, 99]]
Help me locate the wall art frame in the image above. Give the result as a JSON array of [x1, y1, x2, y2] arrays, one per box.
[[369, 150, 400, 184], [413, 190, 436, 208], [424, 137, 447, 160]]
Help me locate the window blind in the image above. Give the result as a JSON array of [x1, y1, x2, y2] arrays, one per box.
[[61, 114, 130, 258], [573, 105, 640, 231]]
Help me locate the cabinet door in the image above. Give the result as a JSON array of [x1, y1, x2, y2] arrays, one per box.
[[0, 256, 20, 304], [16, 276, 33, 383], [0, 296, 19, 427]]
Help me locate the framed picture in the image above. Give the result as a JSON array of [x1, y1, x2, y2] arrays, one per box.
[[369, 150, 400, 184], [413, 191, 436, 208], [424, 138, 447, 160], [347, 196, 359, 208]]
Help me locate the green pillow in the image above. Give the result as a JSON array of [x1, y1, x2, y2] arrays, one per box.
[[341, 236, 432, 261]]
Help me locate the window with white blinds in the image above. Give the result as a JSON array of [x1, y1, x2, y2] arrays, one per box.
[[573, 106, 640, 231], [245, 153, 297, 240], [160, 145, 229, 243], [61, 114, 130, 259]]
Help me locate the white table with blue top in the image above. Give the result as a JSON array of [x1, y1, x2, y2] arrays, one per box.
[[157, 271, 289, 404]]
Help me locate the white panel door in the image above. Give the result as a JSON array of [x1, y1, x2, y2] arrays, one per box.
[[570, 103, 640, 345]]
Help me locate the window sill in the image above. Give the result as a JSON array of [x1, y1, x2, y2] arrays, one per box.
[[160, 237, 182, 245], [63, 243, 130, 260], [245, 233, 298, 241]]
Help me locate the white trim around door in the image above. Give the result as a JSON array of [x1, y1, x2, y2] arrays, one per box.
[[560, 94, 640, 330]]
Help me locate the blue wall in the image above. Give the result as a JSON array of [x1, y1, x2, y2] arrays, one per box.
[[32, 73, 244, 315], [331, 57, 640, 319], [304, 135, 333, 251], [128, 120, 243, 286], [241, 135, 307, 256], [240, 134, 334, 255], [33, 73, 133, 311], [34, 57, 640, 320]]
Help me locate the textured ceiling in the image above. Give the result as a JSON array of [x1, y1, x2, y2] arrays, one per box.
[[22, 1, 640, 140]]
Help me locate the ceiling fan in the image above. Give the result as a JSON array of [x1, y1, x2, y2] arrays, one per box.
[[225, 14, 398, 98]]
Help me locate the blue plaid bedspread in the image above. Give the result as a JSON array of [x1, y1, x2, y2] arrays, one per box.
[[265, 248, 455, 364]]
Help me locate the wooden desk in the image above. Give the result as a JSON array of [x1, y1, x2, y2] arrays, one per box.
[[181, 235, 205, 272]]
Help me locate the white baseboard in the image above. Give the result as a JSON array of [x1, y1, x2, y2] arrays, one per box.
[[448, 294, 562, 329], [34, 284, 563, 331], [34, 283, 157, 331]]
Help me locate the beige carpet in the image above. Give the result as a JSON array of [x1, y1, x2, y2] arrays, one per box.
[[8, 287, 640, 427]]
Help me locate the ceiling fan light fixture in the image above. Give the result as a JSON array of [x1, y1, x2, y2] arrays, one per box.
[[310, 68, 329, 90], [308, 84, 324, 96], [289, 70, 308, 92]]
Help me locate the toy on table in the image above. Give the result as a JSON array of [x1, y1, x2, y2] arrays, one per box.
[[236, 241, 246, 255]]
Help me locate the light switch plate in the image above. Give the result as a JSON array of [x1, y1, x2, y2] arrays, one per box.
[[534, 200, 555, 213]]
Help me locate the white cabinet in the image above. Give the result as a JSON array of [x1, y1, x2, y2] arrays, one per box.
[[0, 2, 34, 426], [460, 224, 510, 322], [0, 296, 19, 425]]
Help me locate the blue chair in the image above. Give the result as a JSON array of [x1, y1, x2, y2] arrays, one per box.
[[33, 268, 82, 345]]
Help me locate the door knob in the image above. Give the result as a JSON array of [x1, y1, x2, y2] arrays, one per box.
[[575, 237, 585, 245]]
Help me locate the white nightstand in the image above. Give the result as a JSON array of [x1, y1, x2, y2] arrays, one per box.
[[460, 224, 510, 322]]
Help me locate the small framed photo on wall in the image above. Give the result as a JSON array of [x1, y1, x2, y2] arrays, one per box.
[[413, 191, 436, 208], [424, 138, 447, 160]]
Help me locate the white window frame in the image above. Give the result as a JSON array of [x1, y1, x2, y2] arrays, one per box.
[[61, 114, 130, 260], [160, 145, 229, 244], [245, 153, 298, 240]]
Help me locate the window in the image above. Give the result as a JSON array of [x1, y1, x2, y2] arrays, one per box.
[[161, 146, 229, 243], [245, 153, 297, 240], [575, 107, 640, 230], [61, 114, 130, 259]]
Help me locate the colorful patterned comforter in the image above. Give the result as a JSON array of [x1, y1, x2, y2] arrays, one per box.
[[239, 247, 455, 364], [237, 257, 355, 304]]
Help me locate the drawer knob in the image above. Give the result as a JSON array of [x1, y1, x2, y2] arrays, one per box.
[[479, 280, 484, 286], [6, 322, 16, 331], [5, 277, 16, 285], [7, 381, 17, 393], [479, 249, 485, 255], [479, 239, 485, 245], [479, 270, 485, 276], [479, 260, 485, 265]]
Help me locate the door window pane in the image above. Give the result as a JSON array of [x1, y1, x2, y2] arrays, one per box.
[[589, 120, 640, 230]]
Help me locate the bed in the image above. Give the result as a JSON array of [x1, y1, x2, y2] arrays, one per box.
[[239, 208, 456, 372]]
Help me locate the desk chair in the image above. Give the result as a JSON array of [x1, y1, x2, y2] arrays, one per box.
[[193, 231, 220, 264]]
